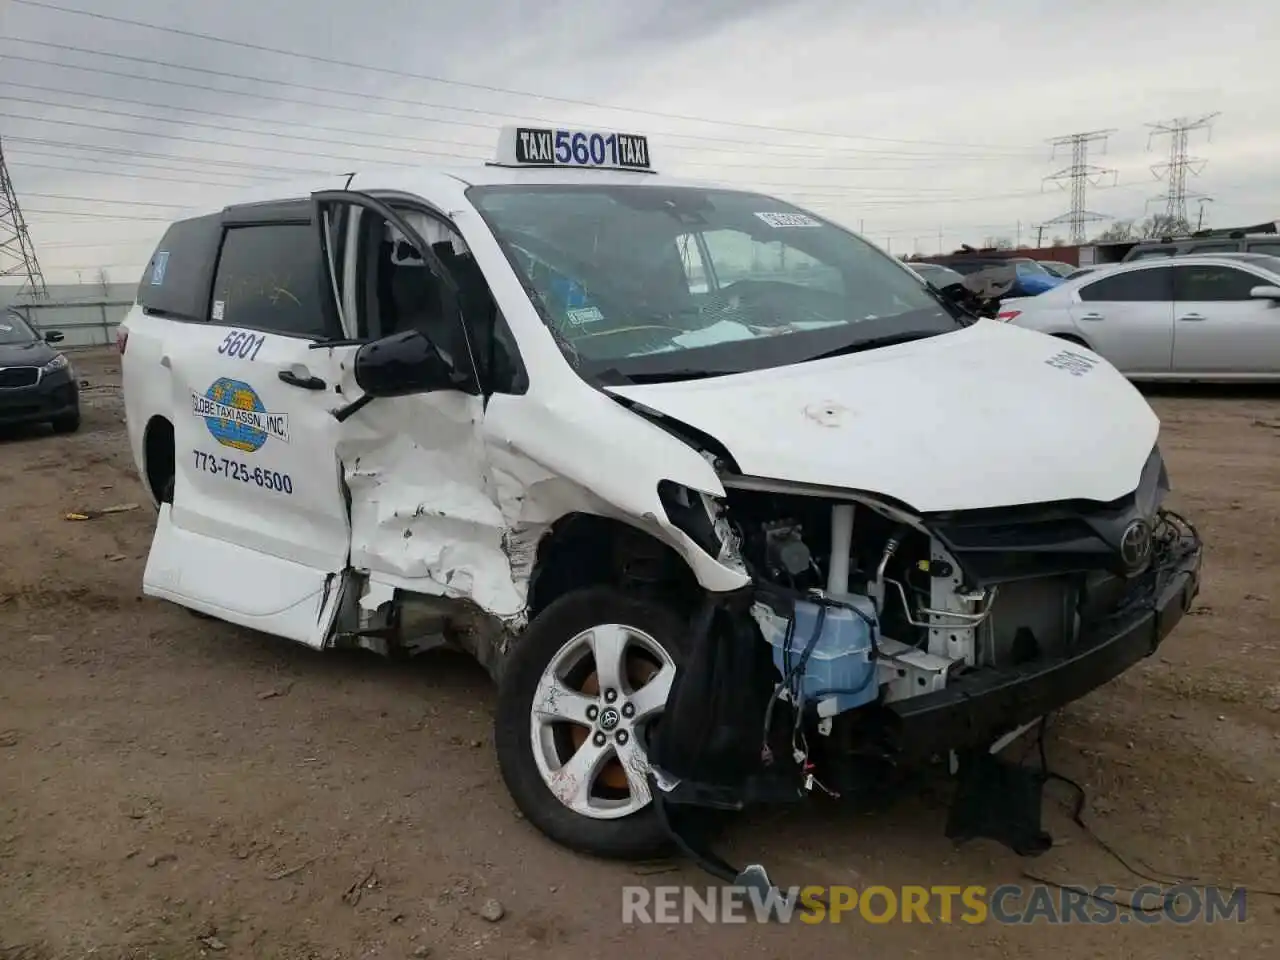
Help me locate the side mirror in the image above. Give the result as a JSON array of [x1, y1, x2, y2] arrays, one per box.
[[353, 329, 466, 398], [44, 330, 64, 343], [1248, 285, 1280, 302]]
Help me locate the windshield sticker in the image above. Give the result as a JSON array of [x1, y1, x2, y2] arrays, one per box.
[[1045, 349, 1098, 377], [565, 306, 604, 327], [192, 378, 290, 452], [212, 300, 225, 322], [754, 212, 822, 228], [150, 251, 170, 286]]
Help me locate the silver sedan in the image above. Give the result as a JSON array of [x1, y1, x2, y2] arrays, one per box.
[[995, 253, 1280, 380]]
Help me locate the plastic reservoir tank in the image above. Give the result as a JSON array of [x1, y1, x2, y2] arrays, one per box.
[[755, 594, 879, 716]]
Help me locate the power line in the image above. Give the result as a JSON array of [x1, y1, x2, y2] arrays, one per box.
[[3, 135, 327, 176], [0, 80, 491, 155], [0, 78, 1007, 175], [21, 208, 173, 222], [2, 114, 1063, 207], [22, 192, 195, 209], [1040, 129, 1117, 244], [0, 135, 48, 296], [0, 95, 489, 163], [10, 0, 1039, 154], [8, 158, 273, 187], [0, 111, 431, 169], [1146, 113, 1219, 228], [0, 41, 1034, 162]]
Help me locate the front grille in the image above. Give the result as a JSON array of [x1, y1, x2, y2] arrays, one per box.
[[0, 366, 39, 389]]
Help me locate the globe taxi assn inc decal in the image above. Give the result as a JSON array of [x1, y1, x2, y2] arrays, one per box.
[[190, 378, 295, 495]]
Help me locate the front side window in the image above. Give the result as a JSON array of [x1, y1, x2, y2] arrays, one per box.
[[209, 223, 327, 337], [0, 312, 38, 345], [1079, 267, 1173, 302], [1173, 265, 1265, 301], [467, 185, 958, 380]]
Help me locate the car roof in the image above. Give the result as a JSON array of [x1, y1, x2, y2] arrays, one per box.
[[187, 163, 771, 220]]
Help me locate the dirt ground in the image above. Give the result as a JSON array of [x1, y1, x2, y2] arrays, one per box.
[[1, 348, 1277, 959]]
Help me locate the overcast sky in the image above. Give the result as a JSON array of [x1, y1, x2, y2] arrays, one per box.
[[2, 0, 1277, 284]]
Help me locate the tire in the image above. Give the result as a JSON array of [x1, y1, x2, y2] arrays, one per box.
[[50, 410, 81, 434], [494, 586, 688, 860]]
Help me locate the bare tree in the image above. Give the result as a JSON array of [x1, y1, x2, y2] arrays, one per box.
[[1095, 214, 1192, 244], [1095, 219, 1137, 243], [1137, 213, 1190, 238]]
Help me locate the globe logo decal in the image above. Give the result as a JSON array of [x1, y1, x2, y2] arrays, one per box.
[[197, 378, 276, 453]]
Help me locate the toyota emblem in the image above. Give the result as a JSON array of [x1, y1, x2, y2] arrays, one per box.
[[1119, 519, 1153, 574]]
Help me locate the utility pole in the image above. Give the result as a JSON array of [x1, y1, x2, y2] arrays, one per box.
[[1147, 113, 1218, 231], [1196, 198, 1214, 231], [0, 137, 47, 299], [1042, 129, 1117, 245]]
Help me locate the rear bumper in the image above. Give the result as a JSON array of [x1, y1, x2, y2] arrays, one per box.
[[885, 534, 1203, 759], [0, 374, 79, 425]]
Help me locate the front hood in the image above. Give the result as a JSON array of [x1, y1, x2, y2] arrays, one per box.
[[606, 320, 1159, 513], [0, 340, 55, 366]]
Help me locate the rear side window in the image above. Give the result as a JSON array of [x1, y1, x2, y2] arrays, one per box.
[[1079, 268, 1172, 302], [1246, 241, 1280, 257], [1173, 265, 1264, 301], [209, 223, 328, 337], [138, 214, 222, 321]]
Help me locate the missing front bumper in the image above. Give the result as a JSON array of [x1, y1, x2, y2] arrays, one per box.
[[883, 534, 1203, 760]]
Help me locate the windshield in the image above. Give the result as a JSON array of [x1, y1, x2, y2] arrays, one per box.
[[0, 313, 38, 345], [467, 184, 960, 380]]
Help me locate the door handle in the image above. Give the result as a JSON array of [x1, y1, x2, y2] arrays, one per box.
[[1078, 313, 1104, 321], [278, 368, 327, 390], [1178, 313, 1206, 322]]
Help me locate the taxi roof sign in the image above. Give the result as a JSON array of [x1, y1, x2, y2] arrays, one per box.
[[492, 125, 655, 173]]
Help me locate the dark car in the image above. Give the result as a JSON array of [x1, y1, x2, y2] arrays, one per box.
[[0, 311, 80, 434], [1122, 234, 1280, 262]]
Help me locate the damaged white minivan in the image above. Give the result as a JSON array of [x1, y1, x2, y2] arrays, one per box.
[[120, 126, 1202, 864]]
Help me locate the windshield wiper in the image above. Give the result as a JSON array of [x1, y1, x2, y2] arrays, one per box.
[[805, 330, 941, 362], [594, 367, 726, 385]]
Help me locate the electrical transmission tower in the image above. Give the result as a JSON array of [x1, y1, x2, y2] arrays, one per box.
[[1147, 113, 1218, 230], [0, 137, 47, 299], [1041, 129, 1117, 245]]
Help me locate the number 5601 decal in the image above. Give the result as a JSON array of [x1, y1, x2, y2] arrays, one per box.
[[217, 330, 266, 361]]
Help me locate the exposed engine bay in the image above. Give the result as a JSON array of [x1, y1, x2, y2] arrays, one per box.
[[650, 443, 1202, 810]]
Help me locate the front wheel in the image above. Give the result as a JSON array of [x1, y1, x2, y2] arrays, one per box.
[[494, 587, 685, 860], [50, 410, 80, 434]]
